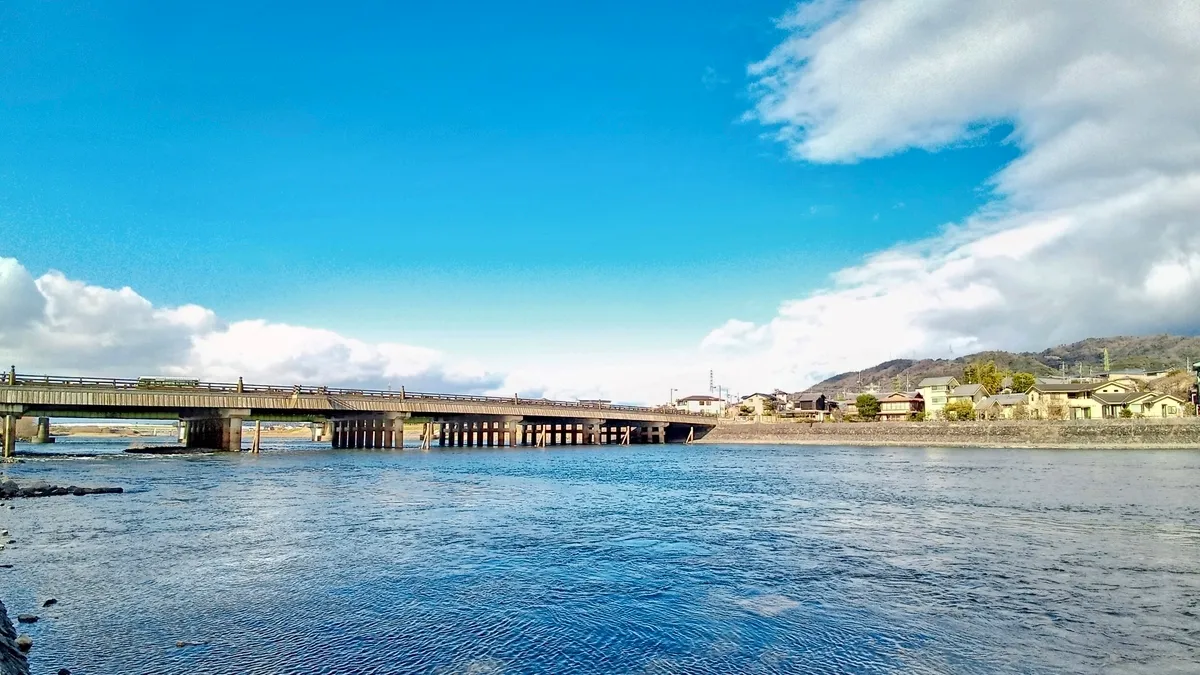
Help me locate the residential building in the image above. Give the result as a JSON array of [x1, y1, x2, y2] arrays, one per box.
[[1094, 391, 1187, 418], [792, 392, 829, 420], [948, 383, 990, 406], [739, 393, 778, 416], [1027, 380, 1136, 420], [916, 376, 959, 418], [976, 393, 1029, 419], [675, 395, 727, 416], [877, 392, 925, 422]]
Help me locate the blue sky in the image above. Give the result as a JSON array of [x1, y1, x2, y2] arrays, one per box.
[[1, 0, 1016, 362], [9, 1, 1181, 404]]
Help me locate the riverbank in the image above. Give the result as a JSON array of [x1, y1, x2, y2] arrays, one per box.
[[698, 418, 1200, 448]]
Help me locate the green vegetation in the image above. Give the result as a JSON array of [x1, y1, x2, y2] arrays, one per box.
[[856, 394, 881, 419], [944, 400, 976, 421], [1010, 372, 1036, 393], [962, 361, 1006, 393]]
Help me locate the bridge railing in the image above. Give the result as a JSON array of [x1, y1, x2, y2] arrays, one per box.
[[7, 373, 709, 417]]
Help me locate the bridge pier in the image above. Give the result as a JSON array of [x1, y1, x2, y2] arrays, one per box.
[[328, 414, 407, 450], [31, 417, 53, 444], [2, 414, 16, 458]]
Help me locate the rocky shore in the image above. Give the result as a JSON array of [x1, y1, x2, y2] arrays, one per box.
[[0, 479, 123, 500], [0, 600, 29, 675], [699, 418, 1200, 448]]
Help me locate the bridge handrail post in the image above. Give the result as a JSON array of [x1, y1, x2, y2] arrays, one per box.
[[399, 386, 405, 401]]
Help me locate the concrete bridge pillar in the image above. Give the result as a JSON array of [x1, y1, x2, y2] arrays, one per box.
[[391, 416, 405, 449], [2, 414, 16, 458], [31, 417, 53, 444]]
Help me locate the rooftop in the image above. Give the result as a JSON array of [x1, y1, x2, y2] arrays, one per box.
[[918, 376, 958, 387]]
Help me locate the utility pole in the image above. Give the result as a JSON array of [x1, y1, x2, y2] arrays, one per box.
[[709, 370, 714, 394]]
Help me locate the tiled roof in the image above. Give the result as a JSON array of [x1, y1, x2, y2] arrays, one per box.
[[979, 393, 1028, 406], [918, 376, 958, 387], [950, 384, 987, 397]]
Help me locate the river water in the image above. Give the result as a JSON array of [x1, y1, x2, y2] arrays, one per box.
[[1, 439, 1198, 674]]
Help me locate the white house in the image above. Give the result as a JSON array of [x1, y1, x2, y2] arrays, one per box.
[[675, 395, 727, 416]]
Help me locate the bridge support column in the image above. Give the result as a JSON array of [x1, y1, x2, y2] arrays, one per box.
[[390, 416, 404, 449], [221, 414, 244, 451], [177, 421, 188, 445], [31, 417, 54, 444], [251, 420, 262, 453], [2, 414, 16, 459]]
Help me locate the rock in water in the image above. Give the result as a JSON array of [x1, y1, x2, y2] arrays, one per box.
[[0, 599, 31, 674], [42, 599, 57, 608], [15, 616, 35, 624], [58, 669, 71, 675], [15, 635, 31, 653]]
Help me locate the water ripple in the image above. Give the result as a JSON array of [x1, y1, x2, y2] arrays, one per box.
[[0, 440, 1197, 673]]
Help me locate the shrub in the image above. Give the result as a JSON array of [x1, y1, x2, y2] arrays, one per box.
[[944, 399, 976, 421], [856, 394, 881, 419]]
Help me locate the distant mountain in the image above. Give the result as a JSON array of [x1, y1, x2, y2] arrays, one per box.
[[805, 335, 1200, 395]]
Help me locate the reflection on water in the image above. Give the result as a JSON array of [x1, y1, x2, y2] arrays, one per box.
[[1, 439, 1198, 674]]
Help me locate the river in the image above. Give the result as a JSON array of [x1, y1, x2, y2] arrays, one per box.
[[1, 439, 1198, 674]]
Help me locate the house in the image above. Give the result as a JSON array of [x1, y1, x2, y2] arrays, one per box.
[[976, 393, 1029, 419], [1094, 391, 1187, 418], [877, 392, 925, 422], [948, 383, 990, 406], [675, 395, 727, 416], [1027, 380, 1136, 420], [791, 392, 830, 420], [739, 393, 778, 416], [916, 376, 959, 418], [1142, 393, 1187, 417]]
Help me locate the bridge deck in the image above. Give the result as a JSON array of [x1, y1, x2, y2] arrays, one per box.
[[0, 374, 715, 426]]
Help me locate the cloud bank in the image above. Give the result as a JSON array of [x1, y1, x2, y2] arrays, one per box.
[[0, 257, 503, 393], [704, 0, 1200, 391]]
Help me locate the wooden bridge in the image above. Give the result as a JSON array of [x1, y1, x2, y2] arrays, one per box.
[[0, 371, 715, 455]]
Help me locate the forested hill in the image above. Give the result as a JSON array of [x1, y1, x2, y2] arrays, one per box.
[[805, 335, 1200, 394]]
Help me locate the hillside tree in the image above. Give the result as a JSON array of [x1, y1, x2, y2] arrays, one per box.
[[962, 360, 1007, 393], [1010, 372, 1036, 392]]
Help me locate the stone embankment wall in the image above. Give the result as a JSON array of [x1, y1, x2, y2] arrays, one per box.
[[698, 418, 1200, 448], [0, 600, 29, 675]]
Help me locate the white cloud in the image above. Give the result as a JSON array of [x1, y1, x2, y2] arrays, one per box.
[[0, 257, 503, 394], [707, 0, 1200, 391], [5, 2, 1200, 405]]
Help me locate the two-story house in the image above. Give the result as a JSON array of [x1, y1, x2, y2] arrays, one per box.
[[877, 392, 925, 422], [916, 377, 959, 418], [739, 393, 778, 416], [1027, 380, 1135, 419], [791, 392, 829, 420], [675, 395, 727, 416]]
